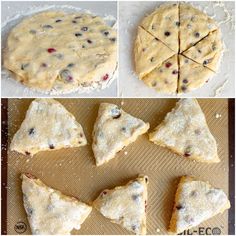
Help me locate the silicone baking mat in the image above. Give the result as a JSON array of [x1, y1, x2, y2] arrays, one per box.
[[1, 98, 235, 235]]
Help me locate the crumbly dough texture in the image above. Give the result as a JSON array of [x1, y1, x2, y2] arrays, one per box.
[[10, 98, 87, 156], [178, 55, 215, 94], [134, 3, 221, 94], [21, 173, 92, 235], [182, 30, 222, 72], [169, 176, 230, 234], [4, 11, 117, 93], [92, 103, 150, 166], [134, 27, 175, 78], [141, 3, 179, 53], [142, 54, 178, 94], [149, 99, 219, 163], [93, 175, 148, 235]]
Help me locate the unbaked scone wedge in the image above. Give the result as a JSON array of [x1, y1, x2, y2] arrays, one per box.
[[10, 99, 87, 156], [92, 103, 150, 166], [182, 30, 223, 72], [141, 3, 179, 53], [142, 54, 178, 94], [93, 175, 148, 235], [179, 3, 218, 52], [134, 26, 175, 78], [178, 55, 215, 94], [169, 176, 230, 234], [21, 173, 92, 235], [149, 99, 219, 163]]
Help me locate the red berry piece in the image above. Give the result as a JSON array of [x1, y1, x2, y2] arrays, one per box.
[[165, 62, 172, 68], [47, 48, 56, 53], [172, 69, 178, 74], [102, 74, 109, 81]]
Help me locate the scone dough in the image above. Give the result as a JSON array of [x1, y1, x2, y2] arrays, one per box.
[[4, 11, 117, 93], [179, 3, 218, 53], [178, 55, 215, 94], [10, 98, 87, 156], [149, 98, 219, 163], [93, 175, 148, 235], [141, 3, 179, 53], [21, 173, 92, 235], [134, 27, 175, 78], [92, 103, 150, 166], [183, 30, 223, 72], [134, 3, 221, 94], [169, 176, 230, 234], [142, 54, 178, 94]]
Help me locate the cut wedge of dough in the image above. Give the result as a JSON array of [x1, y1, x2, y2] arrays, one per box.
[[149, 98, 219, 163], [179, 3, 218, 52], [21, 173, 92, 235], [93, 175, 148, 235], [182, 30, 222, 72], [169, 176, 230, 234], [142, 54, 178, 94], [134, 26, 175, 79], [141, 3, 179, 53], [178, 55, 215, 94], [10, 98, 87, 156], [92, 103, 150, 166]]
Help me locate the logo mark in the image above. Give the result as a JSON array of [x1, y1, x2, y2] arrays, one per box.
[[212, 227, 221, 235], [14, 222, 27, 234], [181, 226, 222, 235]]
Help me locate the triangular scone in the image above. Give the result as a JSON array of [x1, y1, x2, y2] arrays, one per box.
[[169, 176, 230, 234], [93, 175, 148, 235], [182, 30, 223, 72], [149, 99, 219, 163], [134, 26, 175, 79], [142, 54, 178, 94], [21, 173, 92, 235], [178, 55, 215, 94], [179, 3, 218, 52], [92, 103, 150, 166], [141, 3, 179, 53], [10, 99, 87, 156]]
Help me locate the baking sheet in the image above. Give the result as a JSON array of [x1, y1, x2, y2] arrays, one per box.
[[119, 1, 235, 98], [1, 1, 118, 98], [4, 98, 232, 235]]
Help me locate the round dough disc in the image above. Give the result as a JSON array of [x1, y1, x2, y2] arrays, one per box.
[[134, 3, 222, 94], [4, 11, 117, 93]]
